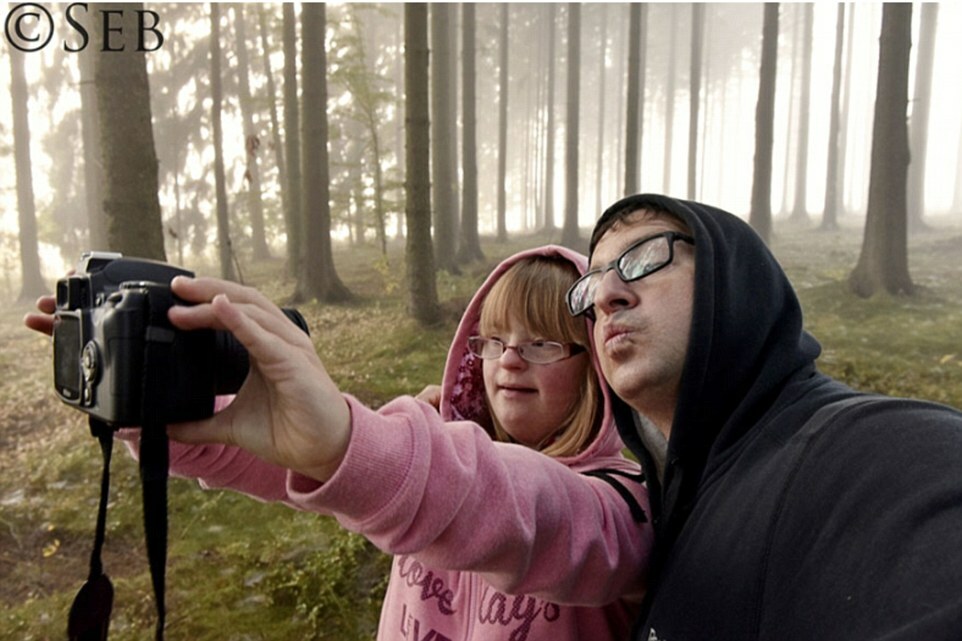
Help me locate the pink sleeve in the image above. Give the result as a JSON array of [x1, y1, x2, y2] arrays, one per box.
[[117, 396, 293, 505], [287, 395, 652, 605]]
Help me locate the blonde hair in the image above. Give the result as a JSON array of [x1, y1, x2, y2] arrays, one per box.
[[478, 256, 601, 458]]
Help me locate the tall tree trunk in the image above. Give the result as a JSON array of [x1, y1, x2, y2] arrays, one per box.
[[78, 38, 107, 251], [688, 3, 705, 200], [907, 2, 938, 231], [404, 4, 441, 325], [496, 4, 509, 242], [282, 3, 302, 278], [458, 3, 483, 263], [561, 3, 582, 248], [431, 4, 459, 272], [9, 47, 48, 301], [789, 3, 814, 224], [95, 2, 165, 261], [837, 2, 856, 217], [820, 3, 845, 231], [749, 4, 779, 246], [543, 3, 557, 231], [233, 4, 270, 260], [258, 6, 288, 223], [624, 4, 641, 195], [210, 4, 235, 280], [594, 5, 608, 215], [663, 4, 678, 194], [296, 3, 351, 303], [849, 4, 914, 298], [779, 5, 800, 215]]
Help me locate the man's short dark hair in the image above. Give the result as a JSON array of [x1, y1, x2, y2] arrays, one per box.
[[589, 199, 690, 257]]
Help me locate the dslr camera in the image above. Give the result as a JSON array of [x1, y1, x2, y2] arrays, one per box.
[[53, 252, 308, 427]]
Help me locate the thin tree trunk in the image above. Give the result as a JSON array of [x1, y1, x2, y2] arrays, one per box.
[[9, 47, 48, 300], [258, 6, 288, 216], [594, 5, 608, 215], [78, 38, 106, 251], [457, 3, 483, 262], [543, 3, 557, 231], [624, 4, 641, 195], [907, 2, 938, 231], [821, 3, 845, 231], [663, 4, 678, 194], [688, 3, 705, 200], [431, 4, 459, 271], [496, 4, 509, 242], [749, 3, 779, 246], [789, 3, 814, 224], [282, 3, 302, 278], [561, 3, 582, 248], [837, 2, 856, 216], [210, 4, 235, 280]]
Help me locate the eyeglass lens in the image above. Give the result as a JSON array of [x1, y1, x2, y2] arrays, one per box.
[[469, 337, 569, 364], [567, 232, 691, 316]]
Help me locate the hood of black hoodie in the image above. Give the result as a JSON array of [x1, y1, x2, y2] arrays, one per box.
[[593, 194, 823, 544]]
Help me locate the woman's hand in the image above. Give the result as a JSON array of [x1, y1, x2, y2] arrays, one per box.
[[416, 384, 442, 410], [165, 276, 351, 482]]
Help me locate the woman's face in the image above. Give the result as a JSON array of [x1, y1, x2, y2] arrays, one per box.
[[481, 318, 590, 448]]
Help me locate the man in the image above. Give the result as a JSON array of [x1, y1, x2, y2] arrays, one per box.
[[569, 193, 962, 640]]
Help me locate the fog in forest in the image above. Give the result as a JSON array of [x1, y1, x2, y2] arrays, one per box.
[[1, 2, 961, 300]]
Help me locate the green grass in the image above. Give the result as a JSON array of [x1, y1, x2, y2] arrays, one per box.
[[1, 220, 960, 639]]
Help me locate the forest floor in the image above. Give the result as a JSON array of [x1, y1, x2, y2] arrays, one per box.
[[1, 218, 961, 640]]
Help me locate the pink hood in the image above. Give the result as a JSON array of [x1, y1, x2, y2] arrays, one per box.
[[440, 245, 628, 470]]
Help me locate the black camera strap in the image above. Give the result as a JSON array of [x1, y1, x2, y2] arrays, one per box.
[[68, 418, 115, 641], [139, 426, 168, 641], [139, 289, 174, 641]]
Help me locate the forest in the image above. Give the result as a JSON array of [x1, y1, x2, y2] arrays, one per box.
[[2, 2, 962, 640]]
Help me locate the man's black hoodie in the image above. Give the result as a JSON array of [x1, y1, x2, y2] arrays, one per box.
[[593, 195, 962, 640]]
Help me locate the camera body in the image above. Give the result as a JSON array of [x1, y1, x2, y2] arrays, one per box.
[[53, 252, 305, 427]]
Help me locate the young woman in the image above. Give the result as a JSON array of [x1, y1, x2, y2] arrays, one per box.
[[26, 246, 652, 640]]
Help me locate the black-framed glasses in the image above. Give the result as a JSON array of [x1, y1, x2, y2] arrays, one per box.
[[467, 336, 586, 365], [566, 231, 695, 317]]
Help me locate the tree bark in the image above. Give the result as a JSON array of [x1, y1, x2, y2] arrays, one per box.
[[282, 3, 302, 278], [543, 3, 557, 231], [210, 3, 235, 280], [561, 3, 582, 248], [688, 3, 705, 200], [849, 3, 914, 298], [820, 3, 845, 232], [78, 35, 107, 251], [257, 6, 288, 234], [907, 3, 938, 231], [430, 4, 459, 272], [624, 4, 641, 195], [94, 2, 165, 261], [404, 4, 440, 325], [496, 4, 509, 242], [296, 3, 351, 303], [9, 47, 48, 301], [457, 3, 483, 263], [749, 3, 779, 246], [788, 3, 813, 224]]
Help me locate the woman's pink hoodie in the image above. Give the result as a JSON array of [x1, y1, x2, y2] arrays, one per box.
[[135, 245, 653, 640]]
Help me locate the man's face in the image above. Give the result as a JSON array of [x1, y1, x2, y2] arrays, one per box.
[[589, 212, 695, 436]]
